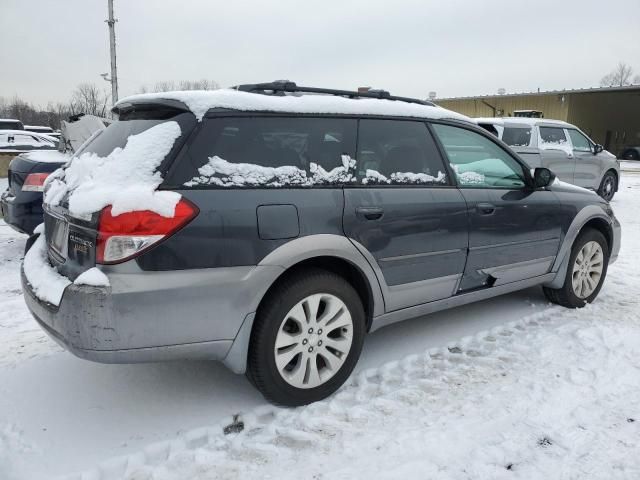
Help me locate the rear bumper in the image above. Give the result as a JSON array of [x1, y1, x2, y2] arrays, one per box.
[[21, 262, 283, 364], [1, 190, 43, 235]]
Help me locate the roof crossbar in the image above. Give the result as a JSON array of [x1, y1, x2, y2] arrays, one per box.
[[234, 80, 435, 107]]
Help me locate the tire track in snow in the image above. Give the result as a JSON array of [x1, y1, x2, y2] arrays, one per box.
[[58, 281, 640, 480]]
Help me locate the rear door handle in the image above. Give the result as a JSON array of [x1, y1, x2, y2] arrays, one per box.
[[477, 203, 496, 215], [356, 207, 384, 221]]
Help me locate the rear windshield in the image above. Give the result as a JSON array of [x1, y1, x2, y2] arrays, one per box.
[[79, 108, 196, 170], [501, 127, 532, 147]]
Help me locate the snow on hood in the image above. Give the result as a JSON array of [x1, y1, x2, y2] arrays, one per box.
[[44, 121, 182, 218], [117, 89, 471, 123]]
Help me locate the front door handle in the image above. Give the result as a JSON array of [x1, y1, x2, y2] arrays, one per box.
[[356, 207, 384, 221], [477, 203, 496, 215]]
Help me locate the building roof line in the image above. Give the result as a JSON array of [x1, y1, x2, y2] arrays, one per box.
[[436, 84, 640, 101]]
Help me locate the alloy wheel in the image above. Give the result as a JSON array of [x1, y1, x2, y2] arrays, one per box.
[[274, 293, 353, 389], [571, 241, 604, 299]]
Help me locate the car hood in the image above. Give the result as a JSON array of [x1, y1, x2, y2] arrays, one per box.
[[548, 178, 599, 197]]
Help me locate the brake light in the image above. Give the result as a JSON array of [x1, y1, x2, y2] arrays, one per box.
[[96, 198, 199, 264], [22, 173, 50, 192]]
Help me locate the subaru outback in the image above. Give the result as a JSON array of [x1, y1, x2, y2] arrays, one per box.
[[21, 82, 620, 406]]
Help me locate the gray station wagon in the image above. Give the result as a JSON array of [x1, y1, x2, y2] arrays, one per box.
[[21, 82, 620, 406], [476, 117, 620, 201]]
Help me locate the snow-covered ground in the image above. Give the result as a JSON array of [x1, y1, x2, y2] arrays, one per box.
[[1, 175, 639, 479]]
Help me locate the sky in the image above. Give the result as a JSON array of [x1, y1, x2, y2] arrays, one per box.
[[1, 0, 639, 106]]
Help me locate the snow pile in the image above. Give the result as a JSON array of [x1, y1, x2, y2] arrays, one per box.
[[73, 268, 110, 287], [185, 154, 358, 187], [310, 154, 355, 184], [362, 169, 446, 185], [44, 122, 182, 218], [19, 150, 70, 164], [185, 156, 308, 187], [451, 164, 485, 185], [117, 89, 471, 123], [22, 232, 70, 306]]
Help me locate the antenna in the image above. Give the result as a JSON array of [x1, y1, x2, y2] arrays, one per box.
[[106, 0, 119, 105]]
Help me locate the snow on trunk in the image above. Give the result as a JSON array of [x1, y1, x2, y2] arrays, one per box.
[[44, 121, 182, 218]]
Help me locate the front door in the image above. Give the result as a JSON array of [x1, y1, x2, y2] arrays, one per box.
[[431, 123, 562, 292], [567, 128, 602, 190], [343, 119, 468, 312], [537, 126, 576, 184]]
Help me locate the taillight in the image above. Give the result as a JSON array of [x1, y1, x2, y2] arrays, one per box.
[[22, 173, 50, 192], [96, 198, 199, 264]]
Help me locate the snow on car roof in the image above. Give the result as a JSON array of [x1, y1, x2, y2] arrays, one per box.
[[474, 117, 572, 128], [0, 118, 21, 122], [116, 89, 472, 123]]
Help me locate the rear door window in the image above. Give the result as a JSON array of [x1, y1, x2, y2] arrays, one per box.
[[356, 119, 449, 185], [179, 117, 357, 187]]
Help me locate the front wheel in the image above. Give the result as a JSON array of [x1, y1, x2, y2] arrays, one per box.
[[597, 171, 617, 201], [247, 269, 365, 406], [543, 228, 609, 308]]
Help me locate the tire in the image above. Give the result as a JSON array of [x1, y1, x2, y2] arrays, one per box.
[[597, 171, 617, 201], [543, 228, 609, 308], [247, 268, 365, 406]]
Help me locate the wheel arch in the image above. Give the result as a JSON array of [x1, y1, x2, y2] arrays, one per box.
[[545, 206, 614, 290], [223, 234, 384, 374]]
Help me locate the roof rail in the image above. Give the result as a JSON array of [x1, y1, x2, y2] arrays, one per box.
[[233, 80, 436, 107]]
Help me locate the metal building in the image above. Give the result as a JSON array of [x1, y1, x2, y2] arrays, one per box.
[[436, 85, 640, 156]]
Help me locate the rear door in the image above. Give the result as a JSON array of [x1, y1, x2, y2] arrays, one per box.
[[538, 126, 576, 183], [431, 123, 562, 291], [567, 128, 601, 189], [343, 119, 468, 311]]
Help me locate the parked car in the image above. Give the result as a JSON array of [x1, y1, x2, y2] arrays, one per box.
[[24, 125, 55, 135], [476, 117, 620, 201], [21, 82, 620, 406], [1, 115, 107, 234], [1, 150, 70, 234], [0, 118, 24, 130], [0, 130, 57, 152], [620, 146, 640, 160]]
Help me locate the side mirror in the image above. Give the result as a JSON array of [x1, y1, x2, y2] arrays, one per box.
[[533, 167, 556, 188], [593, 144, 604, 154]]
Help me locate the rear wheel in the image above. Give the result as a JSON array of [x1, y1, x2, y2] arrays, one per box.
[[597, 171, 617, 201], [543, 229, 609, 308], [247, 269, 365, 406]]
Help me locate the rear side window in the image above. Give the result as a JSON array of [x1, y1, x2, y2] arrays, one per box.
[[180, 117, 357, 187], [357, 120, 448, 185], [431, 124, 526, 189], [539, 127, 568, 145], [502, 127, 532, 147]]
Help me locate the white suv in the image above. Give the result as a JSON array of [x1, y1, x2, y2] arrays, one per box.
[[476, 118, 620, 201]]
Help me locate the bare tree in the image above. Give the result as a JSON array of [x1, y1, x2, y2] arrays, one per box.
[[600, 62, 634, 87], [137, 79, 220, 94], [69, 83, 110, 117]]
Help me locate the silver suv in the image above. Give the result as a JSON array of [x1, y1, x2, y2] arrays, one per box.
[[477, 118, 620, 201]]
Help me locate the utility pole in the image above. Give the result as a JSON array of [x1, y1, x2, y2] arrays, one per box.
[[106, 0, 118, 105]]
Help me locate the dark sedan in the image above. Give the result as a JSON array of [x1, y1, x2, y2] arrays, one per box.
[[1, 150, 69, 234]]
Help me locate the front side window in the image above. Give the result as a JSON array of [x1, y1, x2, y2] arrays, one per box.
[[431, 123, 527, 189], [502, 127, 532, 147], [181, 117, 357, 187], [567, 129, 591, 152], [356, 119, 448, 185], [539, 126, 568, 146]]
